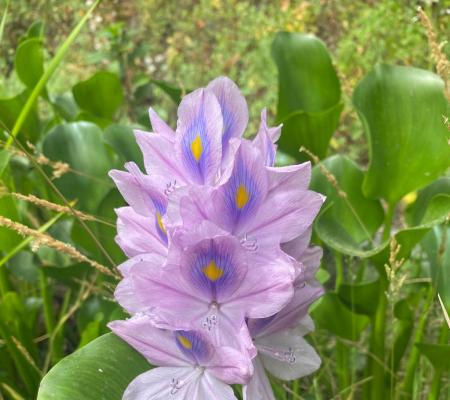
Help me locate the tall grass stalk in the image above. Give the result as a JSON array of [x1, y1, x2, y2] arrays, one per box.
[[3, 0, 102, 150]]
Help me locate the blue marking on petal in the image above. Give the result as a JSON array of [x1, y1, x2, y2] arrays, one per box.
[[174, 330, 212, 364], [152, 199, 168, 244], [181, 111, 211, 183], [223, 155, 260, 228], [188, 239, 239, 301]]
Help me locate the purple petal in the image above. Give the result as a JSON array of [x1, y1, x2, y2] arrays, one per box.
[[115, 207, 167, 258], [177, 88, 223, 184], [108, 316, 191, 366], [257, 322, 321, 380], [281, 227, 313, 261], [122, 367, 199, 399], [245, 189, 324, 243], [173, 330, 213, 365], [149, 107, 175, 138], [197, 372, 237, 400], [266, 161, 311, 192], [252, 109, 281, 167], [206, 77, 248, 154], [223, 253, 294, 320], [215, 140, 268, 233], [135, 130, 188, 183], [243, 357, 275, 400]]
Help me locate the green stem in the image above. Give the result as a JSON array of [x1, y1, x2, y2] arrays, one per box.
[[38, 269, 55, 337], [427, 324, 449, 400], [398, 285, 434, 399], [3, 0, 101, 150], [383, 204, 395, 242], [334, 251, 344, 290], [370, 277, 388, 400], [336, 340, 350, 392]]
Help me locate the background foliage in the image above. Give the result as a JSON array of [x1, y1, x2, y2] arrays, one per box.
[[0, 1, 449, 399]]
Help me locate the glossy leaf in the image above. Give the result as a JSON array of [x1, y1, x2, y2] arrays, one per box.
[[315, 193, 450, 266], [72, 71, 124, 119], [42, 122, 114, 211], [310, 155, 384, 244], [338, 279, 380, 316], [272, 32, 342, 161], [15, 38, 44, 88], [353, 64, 450, 205], [37, 333, 149, 400], [416, 343, 450, 371], [311, 293, 369, 341], [0, 91, 41, 141], [103, 124, 144, 169]]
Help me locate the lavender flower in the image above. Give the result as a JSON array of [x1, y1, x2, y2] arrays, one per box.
[[109, 77, 324, 399]]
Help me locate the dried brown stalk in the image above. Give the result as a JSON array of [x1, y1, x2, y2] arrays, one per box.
[[418, 7, 450, 102], [0, 216, 118, 279]]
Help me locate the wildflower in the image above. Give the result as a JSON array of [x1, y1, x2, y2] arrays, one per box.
[[109, 315, 252, 399]]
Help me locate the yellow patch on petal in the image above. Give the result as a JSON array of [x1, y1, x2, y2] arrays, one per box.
[[235, 184, 250, 209], [203, 261, 224, 282], [177, 335, 192, 349], [191, 134, 203, 162], [156, 212, 166, 235]]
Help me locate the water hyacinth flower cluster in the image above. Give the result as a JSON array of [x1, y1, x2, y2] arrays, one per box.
[[108, 77, 325, 399]]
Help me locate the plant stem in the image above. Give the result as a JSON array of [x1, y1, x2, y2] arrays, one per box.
[[38, 269, 55, 337], [334, 251, 344, 290], [398, 285, 434, 398], [427, 323, 449, 400], [336, 340, 351, 392], [370, 276, 388, 400], [383, 204, 395, 242]]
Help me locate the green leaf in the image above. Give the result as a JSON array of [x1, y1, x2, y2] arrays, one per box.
[[3, 0, 101, 149], [73, 71, 124, 119], [150, 79, 184, 104], [407, 178, 450, 226], [338, 279, 380, 316], [353, 64, 450, 205], [272, 32, 342, 161], [103, 124, 144, 169], [37, 333, 149, 400], [310, 155, 384, 244], [311, 293, 369, 341], [420, 226, 450, 314], [15, 38, 45, 89], [315, 192, 450, 266], [0, 91, 41, 142], [416, 343, 450, 371], [52, 93, 79, 121], [42, 122, 114, 211]]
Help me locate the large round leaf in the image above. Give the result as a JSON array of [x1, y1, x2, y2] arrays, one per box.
[[15, 38, 44, 89], [272, 32, 342, 161], [72, 71, 124, 119], [43, 122, 114, 211], [315, 193, 450, 266], [37, 333, 149, 400], [310, 155, 384, 244], [353, 64, 450, 205], [103, 124, 144, 169]]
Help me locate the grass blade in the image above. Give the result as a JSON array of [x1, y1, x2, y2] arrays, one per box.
[[4, 0, 101, 150]]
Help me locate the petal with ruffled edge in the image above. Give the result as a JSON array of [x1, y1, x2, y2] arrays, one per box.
[[116, 260, 210, 321], [266, 162, 311, 193], [122, 367, 201, 400], [135, 130, 188, 183], [252, 109, 281, 167], [245, 188, 324, 244], [205, 346, 253, 385], [222, 253, 294, 320], [109, 317, 191, 367], [243, 357, 275, 400], [281, 226, 313, 261], [257, 322, 321, 381], [176, 88, 223, 185], [206, 77, 248, 155], [115, 207, 167, 258], [149, 107, 175, 139], [248, 282, 323, 338]]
